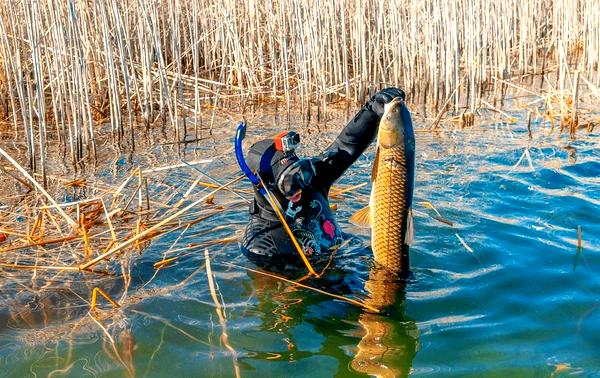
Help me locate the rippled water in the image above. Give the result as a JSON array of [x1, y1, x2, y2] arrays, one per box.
[[1, 112, 599, 377]]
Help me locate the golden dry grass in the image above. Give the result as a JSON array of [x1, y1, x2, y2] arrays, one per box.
[[0, 0, 597, 172]]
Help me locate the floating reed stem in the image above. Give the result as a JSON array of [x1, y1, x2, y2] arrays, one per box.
[[455, 233, 474, 253], [419, 201, 454, 226], [0, 147, 78, 229], [204, 249, 241, 378], [153, 257, 179, 270], [90, 287, 120, 310], [330, 182, 368, 198], [0, 263, 80, 272], [79, 175, 244, 270]]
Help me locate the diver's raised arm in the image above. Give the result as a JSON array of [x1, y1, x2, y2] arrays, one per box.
[[317, 87, 406, 186]]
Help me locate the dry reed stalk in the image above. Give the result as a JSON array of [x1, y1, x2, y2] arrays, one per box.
[[0, 165, 34, 191], [0, 235, 81, 253], [135, 169, 143, 250], [180, 159, 251, 203], [121, 182, 143, 214], [329, 182, 368, 198], [0, 228, 27, 238], [80, 215, 92, 257], [100, 198, 118, 243], [79, 175, 244, 270], [37, 197, 102, 210], [570, 70, 580, 137], [455, 233, 474, 253], [140, 159, 213, 174], [419, 201, 454, 226], [111, 170, 139, 208], [0, 147, 78, 229], [0, 263, 80, 272], [204, 249, 241, 378], [432, 78, 463, 130], [153, 256, 179, 270], [172, 175, 204, 209], [0, 0, 595, 158], [90, 287, 120, 310], [189, 181, 253, 195]]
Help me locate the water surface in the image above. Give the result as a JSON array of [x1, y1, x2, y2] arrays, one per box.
[[0, 112, 599, 377]]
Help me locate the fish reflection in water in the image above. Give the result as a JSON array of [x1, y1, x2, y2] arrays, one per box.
[[243, 263, 418, 377], [351, 267, 419, 378]]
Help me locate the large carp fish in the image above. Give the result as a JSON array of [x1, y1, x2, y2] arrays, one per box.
[[350, 96, 415, 275]]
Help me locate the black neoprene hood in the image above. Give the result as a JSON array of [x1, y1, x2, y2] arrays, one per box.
[[247, 139, 300, 188]]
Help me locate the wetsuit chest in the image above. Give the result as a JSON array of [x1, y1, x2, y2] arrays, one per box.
[[283, 185, 343, 256]]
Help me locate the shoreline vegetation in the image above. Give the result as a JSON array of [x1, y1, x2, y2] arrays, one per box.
[[0, 0, 598, 171]]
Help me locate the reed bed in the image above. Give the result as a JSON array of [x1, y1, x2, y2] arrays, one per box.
[[0, 0, 598, 176]]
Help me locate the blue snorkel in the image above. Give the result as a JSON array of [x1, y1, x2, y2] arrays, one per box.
[[234, 121, 266, 196]]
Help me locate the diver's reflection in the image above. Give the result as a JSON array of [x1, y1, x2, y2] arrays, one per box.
[[244, 264, 419, 377]]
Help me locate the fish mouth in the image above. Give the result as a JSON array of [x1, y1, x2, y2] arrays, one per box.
[[381, 97, 404, 130], [383, 97, 403, 116], [389, 96, 403, 106]]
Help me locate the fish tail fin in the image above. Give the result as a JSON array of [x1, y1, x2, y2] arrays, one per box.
[[349, 205, 371, 228]]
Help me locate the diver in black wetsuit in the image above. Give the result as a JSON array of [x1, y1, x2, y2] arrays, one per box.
[[240, 88, 405, 270]]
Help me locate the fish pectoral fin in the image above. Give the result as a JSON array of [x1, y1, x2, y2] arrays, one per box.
[[349, 206, 371, 228], [405, 207, 414, 246]]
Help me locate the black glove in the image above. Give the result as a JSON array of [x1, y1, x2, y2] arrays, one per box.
[[367, 87, 406, 117], [276, 158, 316, 197]]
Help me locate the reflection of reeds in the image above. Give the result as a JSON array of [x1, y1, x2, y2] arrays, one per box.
[[205, 248, 241, 378], [0, 0, 597, 170]]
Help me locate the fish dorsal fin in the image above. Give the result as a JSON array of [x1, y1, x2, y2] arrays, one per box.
[[349, 205, 371, 228], [405, 207, 414, 246], [371, 146, 380, 181]]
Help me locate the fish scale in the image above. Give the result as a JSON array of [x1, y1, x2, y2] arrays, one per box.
[[371, 147, 409, 271]]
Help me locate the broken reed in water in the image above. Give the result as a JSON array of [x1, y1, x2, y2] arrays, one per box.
[[0, 156, 245, 307], [0, 0, 598, 167]]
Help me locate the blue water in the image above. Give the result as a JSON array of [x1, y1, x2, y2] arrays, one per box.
[[0, 115, 599, 377]]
